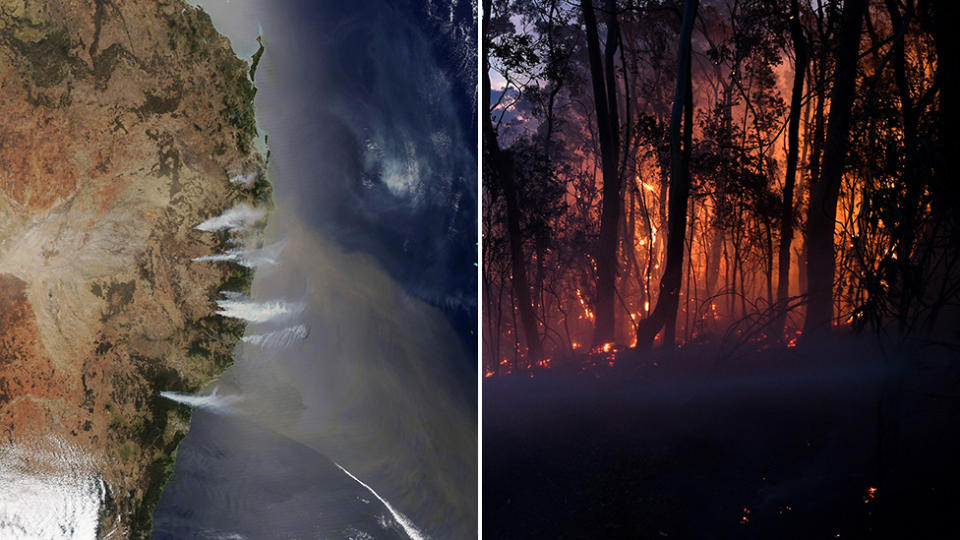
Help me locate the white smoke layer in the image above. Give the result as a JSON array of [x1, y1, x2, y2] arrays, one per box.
[[228, 171, 258, 187], [195, 204, 267, 233], [159, 388, 242, 414], [241, 324, 310, 348], [193, 240, 286, 268], [0, 442, 105, 540], [334, 463, 427, 540], [215, 295, 305, 323], [193, 250, 248, 265]]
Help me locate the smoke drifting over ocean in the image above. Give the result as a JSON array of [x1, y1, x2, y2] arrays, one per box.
[[166, 207, 476, 537], [233, 213, 475, 537], [156, 1, 477, 537], [241, 324, 310, 348], [160, 388, 243, 414], [232, 0, 478, 362]]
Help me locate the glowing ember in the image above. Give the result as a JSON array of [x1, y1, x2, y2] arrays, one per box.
[[575, 289, 595, 320], [482, 0, 941, 385]]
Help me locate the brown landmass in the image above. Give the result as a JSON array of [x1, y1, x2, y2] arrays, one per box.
[[0, 0, 269, 536]]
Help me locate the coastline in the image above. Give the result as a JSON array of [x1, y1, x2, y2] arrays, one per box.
[[0, 1, 271, 536]]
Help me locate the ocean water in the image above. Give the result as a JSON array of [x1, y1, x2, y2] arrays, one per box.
[[151, 411, 409, 540], [153, 1, 477, 538]]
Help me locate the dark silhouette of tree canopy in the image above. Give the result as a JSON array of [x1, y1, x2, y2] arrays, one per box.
[[484, 0, 960, 372], [634, 0, 698, 350], [803, 0, 867, 337], [484, 3, 960, 536], [582, 0, 623, 347], [483, 0, 542, 365], [775, 0, 808, 338]]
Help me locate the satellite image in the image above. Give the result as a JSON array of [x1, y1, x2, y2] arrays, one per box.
[[0, 0, 477, 538]]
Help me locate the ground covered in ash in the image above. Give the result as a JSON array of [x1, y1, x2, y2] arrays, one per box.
[[484, 336, 960, 539]]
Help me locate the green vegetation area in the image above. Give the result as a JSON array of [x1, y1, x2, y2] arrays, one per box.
[[249, 35, 265, 81]]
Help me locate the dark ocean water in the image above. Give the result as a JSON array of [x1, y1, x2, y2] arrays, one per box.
[[153, 1, 477, 538], [152, 411, 408, 540], [253, 0, 477, 362]]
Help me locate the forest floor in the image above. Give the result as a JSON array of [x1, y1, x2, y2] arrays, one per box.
[[483, 336, 960, 539]]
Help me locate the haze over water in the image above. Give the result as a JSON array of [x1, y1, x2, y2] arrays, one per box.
[[154, 1, 477, 538]]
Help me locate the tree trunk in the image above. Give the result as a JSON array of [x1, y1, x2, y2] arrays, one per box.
[[803, 0, 867, 337], [704, 221, 723, 297], [932, 2, 960, 224], [775, 0, 808, 338], [635, 0, 698, 350], [801, 7, 829, 301], [885, 0, 920, 334], [584, 0, 622, 347], [483, 0, 541, 363]]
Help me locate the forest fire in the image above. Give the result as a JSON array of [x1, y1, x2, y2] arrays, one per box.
[[483, 0, 959, 379], [484, 0, 960, 537]]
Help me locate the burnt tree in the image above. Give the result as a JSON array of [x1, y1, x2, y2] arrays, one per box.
[[803, 0, 866, 336], [635, 0, 698, 349], [775, 0, 808, 337], [483, 0, 542, 364], [583, 0, 622, 347]]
